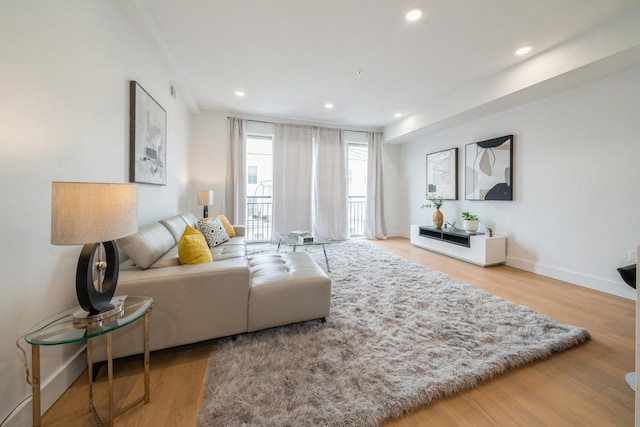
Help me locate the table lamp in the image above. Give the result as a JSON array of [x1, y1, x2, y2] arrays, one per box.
[[51, 182, 138, 323], [197, 190, 214, 218]]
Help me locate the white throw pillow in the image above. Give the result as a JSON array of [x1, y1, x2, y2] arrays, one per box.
[[197, 217, 230, 248]]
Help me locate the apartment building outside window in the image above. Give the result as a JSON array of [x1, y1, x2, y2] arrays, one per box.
[[248, 165, 258, 185]]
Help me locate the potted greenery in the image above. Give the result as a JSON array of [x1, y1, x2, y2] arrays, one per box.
[[421, 194, 444, 229], [461, 211, 479, 234]]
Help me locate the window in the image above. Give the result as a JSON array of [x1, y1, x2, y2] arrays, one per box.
[[347, 143, 368, 236], [246, 135, 273, 242]]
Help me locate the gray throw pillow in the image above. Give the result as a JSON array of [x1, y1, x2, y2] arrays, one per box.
[[197, 217, 230, 248]]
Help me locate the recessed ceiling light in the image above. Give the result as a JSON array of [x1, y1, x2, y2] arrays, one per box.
[[324, 103, 334, 109], [394, 113, 403, 118], [235, 90, 245, 97], [406, 8, 422, 22], [515, 46, 532, 56]]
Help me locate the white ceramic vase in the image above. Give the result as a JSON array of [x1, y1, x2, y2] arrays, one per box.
[[463, 219, 479, 234]]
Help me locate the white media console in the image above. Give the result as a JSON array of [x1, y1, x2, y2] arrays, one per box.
[[410, 224, 506, 267]]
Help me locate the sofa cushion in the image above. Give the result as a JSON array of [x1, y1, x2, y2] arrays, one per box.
[[160, 215, 189, 243], [178, 226, 213, 265], [117, 222, 176, 269], [217, 214, 236, 238], [149, 247, 180, 268], [198, 217, 230, 248], [180, 212, 199, 228], [221, 236, 246, 246], [211, 242, 246, 260]]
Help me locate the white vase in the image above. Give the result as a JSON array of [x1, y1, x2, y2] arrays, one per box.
[[463, 219, 479, 234]]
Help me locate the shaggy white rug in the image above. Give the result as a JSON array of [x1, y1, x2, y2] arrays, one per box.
[[198, 240, 589, 426]]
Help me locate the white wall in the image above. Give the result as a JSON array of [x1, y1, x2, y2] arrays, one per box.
[[190, 111, 229, 217], [399, 67, 640, 299], [0, 2, 192, 424], [381, 144, 406, 237]]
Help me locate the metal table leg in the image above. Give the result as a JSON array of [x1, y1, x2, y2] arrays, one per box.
[[322, 244, 330, 272], [144, 312, 150, 403], [107, 333, 114, 427], [88, 339, 96, 420], [85, 314, 150, 426], [32, 346, 41, 427], [88, 335, 115, 426]]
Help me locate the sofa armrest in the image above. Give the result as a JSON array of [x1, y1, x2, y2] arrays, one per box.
[[233, 225, 245, 237]]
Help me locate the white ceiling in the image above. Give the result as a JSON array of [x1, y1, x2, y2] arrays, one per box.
[[134, 0, 640, 131]]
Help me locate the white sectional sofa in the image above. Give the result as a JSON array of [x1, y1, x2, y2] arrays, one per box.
[[92, 212, 331, 361]]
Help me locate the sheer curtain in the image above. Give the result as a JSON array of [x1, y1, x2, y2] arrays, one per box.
[[272, 124, 313, 242], [364, 132, 388, 240], [224, 117, 246, 224], [313, 127, 349, 240]]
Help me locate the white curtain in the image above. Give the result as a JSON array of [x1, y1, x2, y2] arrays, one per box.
[[224, 117, 246, 224], [364, 132, 388, 240], [313, 128, 349, 240], [272, 124, 313, 242]]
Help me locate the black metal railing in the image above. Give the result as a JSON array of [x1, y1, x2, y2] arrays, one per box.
[[348, 196, 366, 237], [244, 196, 366, 242], [246, 196, 272, 242]]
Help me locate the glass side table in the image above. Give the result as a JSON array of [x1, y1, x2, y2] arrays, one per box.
[[25, 295, 154, 427]]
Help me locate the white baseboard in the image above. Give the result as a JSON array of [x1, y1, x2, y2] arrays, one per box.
[[507, 256, 636, 300], [4, 347, 86, 427]]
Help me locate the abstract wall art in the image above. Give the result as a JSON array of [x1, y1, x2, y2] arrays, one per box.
[[465, 135, 513, 201], [130, 81, 167, 185], [426, 147, 458, 200]]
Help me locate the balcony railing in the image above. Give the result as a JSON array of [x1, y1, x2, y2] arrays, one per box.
[[348, 196, 365, 237], [246, 196, 272, 242], [244, 195, 366, 242]]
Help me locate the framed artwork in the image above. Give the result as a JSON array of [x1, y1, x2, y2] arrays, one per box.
[[130, 81, 167, 185], [426, 148, 458, 200], [465, 135, 513, 200]]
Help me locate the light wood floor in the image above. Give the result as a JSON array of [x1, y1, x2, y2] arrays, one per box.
[[42, 237, 635, 426]]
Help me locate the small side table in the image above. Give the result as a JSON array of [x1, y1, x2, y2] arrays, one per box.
[[25, 295, 154, 427]]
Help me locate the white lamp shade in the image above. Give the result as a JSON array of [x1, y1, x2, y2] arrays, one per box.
[[197, 190, 214, 206], [51, 182, 138, 245]]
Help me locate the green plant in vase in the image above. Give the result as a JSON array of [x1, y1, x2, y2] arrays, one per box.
[[421, 193, 444, 229], [461, 211, 478, 221], [461, 211, 479, 234]]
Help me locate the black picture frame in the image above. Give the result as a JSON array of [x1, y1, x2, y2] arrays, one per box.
[[465, 135, 513, 200], [426, 147, 458, 200], [129, 81, 167, 185]]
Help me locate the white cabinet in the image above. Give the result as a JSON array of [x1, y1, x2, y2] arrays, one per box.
[[410, 224, 506, 267]]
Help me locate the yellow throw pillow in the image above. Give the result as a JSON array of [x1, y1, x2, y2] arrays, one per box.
[[178, 226, 212, 265], [217, 214, 236, 238]]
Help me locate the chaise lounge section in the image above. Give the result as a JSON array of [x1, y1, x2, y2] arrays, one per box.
[[248, 253, 332, 332], [91, 212, 331, 361]]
